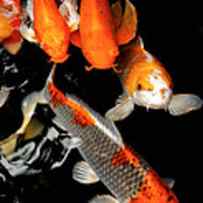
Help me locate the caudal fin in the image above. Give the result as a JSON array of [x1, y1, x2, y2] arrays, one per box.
[[105, 95, 134, 121], [115, 0, 138, 45]]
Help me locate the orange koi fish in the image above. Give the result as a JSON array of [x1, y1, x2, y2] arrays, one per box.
[[43, 67, 180, 203], [33, 0, 70, 63], [0, 0, 23, 54], [79, 0, 119, 70], [106, 37, 203, 121], [70, 0, 137, 71]]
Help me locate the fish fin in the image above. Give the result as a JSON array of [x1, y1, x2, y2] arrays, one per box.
[[116, 0, 138, 45], [89, 195, 119, 203], [111, 0, 123, 29], [168, 94, 203, 116], [162, 178, 175, 189], [70, 30, 81, 48], [105, 95, 134, 121], [72, 161, 99, 184]]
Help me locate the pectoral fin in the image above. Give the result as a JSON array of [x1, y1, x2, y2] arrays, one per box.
[[168, 94, 203, 116], [89, 195, 119, 203], [115, 0, 138, 45], [72, 161, 99, 184], [105, 95, 134, 121]]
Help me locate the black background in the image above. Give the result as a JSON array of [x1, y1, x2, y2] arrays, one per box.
[[0, 0, 203, 202]]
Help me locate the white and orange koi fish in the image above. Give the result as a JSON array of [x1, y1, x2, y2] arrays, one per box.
[[43, 67, 180, 203], [106, 37, 203, 121]]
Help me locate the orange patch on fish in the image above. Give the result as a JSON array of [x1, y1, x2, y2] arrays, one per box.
[[129, 169, 179, 203], [112, 146, 140, 168], [79, 0, 119, 69], [48, 83, 95, 127], [33, 0, 70, 63]]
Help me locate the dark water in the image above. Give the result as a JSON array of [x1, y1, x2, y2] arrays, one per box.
[[0, 0, 202, 203]]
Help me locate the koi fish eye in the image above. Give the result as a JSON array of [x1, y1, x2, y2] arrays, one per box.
[[133, 70, 172, 109]]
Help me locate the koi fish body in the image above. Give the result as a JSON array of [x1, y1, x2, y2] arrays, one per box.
[[79, 0, 119, 69], [106, 37, 203, 121], [44, 71, 179, 203], [33, 0, 70, 63]]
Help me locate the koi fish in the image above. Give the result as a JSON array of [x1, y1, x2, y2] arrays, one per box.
[[43, 67, 179, 203], [106, 37, 203, 121], [71, 0, 137, 70], [0, 0, 23, 54], [33, 0, 70, 63]]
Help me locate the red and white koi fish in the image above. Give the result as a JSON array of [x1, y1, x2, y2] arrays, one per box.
[[0, 0, 23, 54], [106, 37, 203, 121], [43, 67, 179, 203]]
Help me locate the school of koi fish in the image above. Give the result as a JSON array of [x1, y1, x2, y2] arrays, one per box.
[[0, 0, 202, 202]]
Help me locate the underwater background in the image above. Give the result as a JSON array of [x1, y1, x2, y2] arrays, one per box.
[[0, 0, 202, 203]]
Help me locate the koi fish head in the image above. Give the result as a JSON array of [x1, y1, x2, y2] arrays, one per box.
[[120, 37, 173, 110], [133, 68, 173, 110]]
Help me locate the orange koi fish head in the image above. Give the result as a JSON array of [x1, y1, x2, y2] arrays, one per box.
[[33, 0, 70, 63], [120, 37, 173, 110]]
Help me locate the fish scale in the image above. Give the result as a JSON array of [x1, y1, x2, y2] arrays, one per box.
[[45, 84, 150, 202]]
